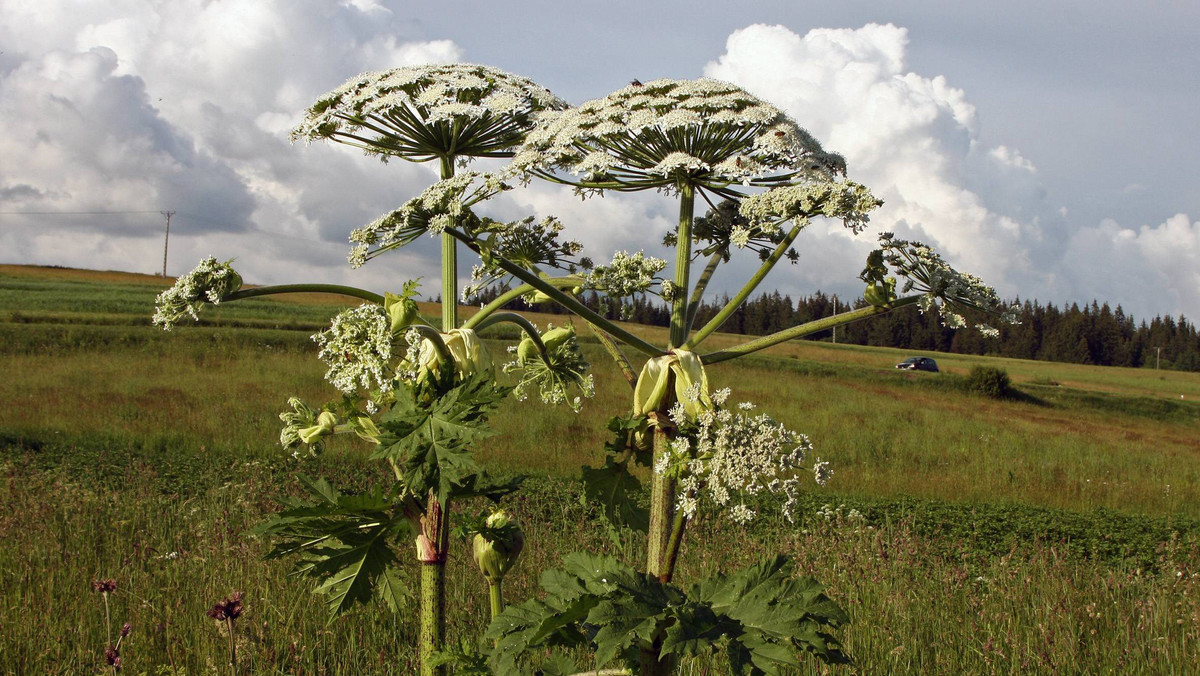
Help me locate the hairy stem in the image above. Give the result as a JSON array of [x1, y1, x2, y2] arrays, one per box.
[[645, 420, 676, 578], [419, 562, 446, 676], [224, 284, 384, 305], [443, 226, 662, 356], [461, 277, 583, 330], [684, 222, 805, 350], [588, 323, 638, 388], [668, 184, 695, 349], [701, 295, 921, 364]]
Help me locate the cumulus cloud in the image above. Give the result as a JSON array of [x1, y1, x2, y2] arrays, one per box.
[[704, 24, 1057, 298], [699, 22, 1199, 319], [0, 0, 458, 288], [1, 9, 1195, 321], [1061, 214, 1200, 319]]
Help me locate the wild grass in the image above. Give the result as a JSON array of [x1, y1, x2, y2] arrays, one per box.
[[2, 265, 1199, 674]]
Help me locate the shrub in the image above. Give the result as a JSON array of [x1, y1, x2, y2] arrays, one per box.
[[967, 365, 1013, 398]]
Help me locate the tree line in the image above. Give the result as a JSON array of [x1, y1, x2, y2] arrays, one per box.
[[466, 287, 1200, 372]]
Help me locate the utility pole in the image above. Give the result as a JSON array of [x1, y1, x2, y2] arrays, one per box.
[[160, 210, 175, 277], [831, 296, 839, 344]]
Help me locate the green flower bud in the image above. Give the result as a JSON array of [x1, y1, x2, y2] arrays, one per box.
[[418, 328, 493, 381], [297, 410, 338, 444], [864, 277, 897, 307], [384, 292, 420, 333], [516, 336, 539, 365], [634, 350, 711, 419], [472, 510, 525, 581], [540, 324, 575, 351]]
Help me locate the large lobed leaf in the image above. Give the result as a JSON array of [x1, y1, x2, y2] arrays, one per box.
[[486, 552, 849, 674], [373, 372, 511, 503], [254, 476, 413, 617]]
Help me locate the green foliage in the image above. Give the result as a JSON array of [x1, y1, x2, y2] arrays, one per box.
[[486, 552, 848, 674], [373, 372, 512, 503], [965, 365, 1014, 398], [581, 414, 651, 532], [253, 476, 413, 617]]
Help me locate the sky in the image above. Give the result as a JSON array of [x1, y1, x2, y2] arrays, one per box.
[[2, 0, 1198, 322]]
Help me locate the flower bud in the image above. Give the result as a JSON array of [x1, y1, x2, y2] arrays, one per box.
[[472, 510, 525, 581], [418, 328, 492, 381], [633, 350, 711, 419], [864, 277, 897, 307], [384, 292, 420, 333], [297, 411, 337, 444]]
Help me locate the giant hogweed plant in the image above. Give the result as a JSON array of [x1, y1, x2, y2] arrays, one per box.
[[154, 68, 1010, 676]]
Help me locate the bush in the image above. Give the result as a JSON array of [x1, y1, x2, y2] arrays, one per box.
[[966, 365, 1013, 398]]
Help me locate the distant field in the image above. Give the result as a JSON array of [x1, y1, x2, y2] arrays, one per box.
[[2, 264, 1198, 674]]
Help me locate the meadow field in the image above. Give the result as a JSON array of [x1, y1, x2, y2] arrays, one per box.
[[1, 264, 1198, 674]]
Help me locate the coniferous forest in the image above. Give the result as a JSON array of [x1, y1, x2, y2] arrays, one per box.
[[467, 287, 1200, 372]]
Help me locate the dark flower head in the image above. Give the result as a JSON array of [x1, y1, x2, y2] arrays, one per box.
[[207, 591, 244, 621], [121, 622, 132, 638], [104, 644, 121, 670], [93, 579, 117, 594]]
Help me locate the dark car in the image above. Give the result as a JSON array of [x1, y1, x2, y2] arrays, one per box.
[[896, 356, 939, 372]]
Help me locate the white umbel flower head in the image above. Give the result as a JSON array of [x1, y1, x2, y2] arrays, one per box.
[[293, 64, 566, 162], [514, 78, 846, 195], [312, 304, 394, 394], [152, 257, 242, 330]]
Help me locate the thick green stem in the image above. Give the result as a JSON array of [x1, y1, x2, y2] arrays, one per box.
[[224, 284, 384, 304], [658, 508, 688, 584], [487, 580, 504, 619], [701, 296, 921, 364], [588, 323, 638, 388], [683, 251, 723, 336], [462, 277, 583, 330], [443, 226, 661, 357], [684, 222, 805, 350], [419, 562, 446, 676], [645, 420, 676, 578], [440, 156, 458, 332], [668, 184, 695, 349]]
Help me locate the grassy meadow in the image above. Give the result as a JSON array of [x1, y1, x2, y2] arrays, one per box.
[[1, 264, 1198, 674]]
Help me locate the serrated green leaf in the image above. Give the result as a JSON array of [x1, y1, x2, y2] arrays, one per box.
[[374, 372, 510, 502], [375, 563, 410, 613], [581, 458, 648, 532], [310, 525, 403, 617]]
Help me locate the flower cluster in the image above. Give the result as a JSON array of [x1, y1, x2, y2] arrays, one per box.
[[312, 304, 394, 394], [349, 171, 511, 267], [462, 215, 585, 302], [739, 179, 882, 235], [877, 233, 1017, 335], [660, 388, 828, 524], [152, 257, 242, 330], [513, 78, 845, 194], [582, 250, 667, 298], [292, 64, 565, 162], [503, 324, 594, 412]]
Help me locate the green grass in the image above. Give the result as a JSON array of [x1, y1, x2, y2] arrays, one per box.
[[2, 265, 1199, 674]]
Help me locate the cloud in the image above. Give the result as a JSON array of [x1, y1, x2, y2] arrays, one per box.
[[1, 10, 1195, 322], [1061, 214, 1200, 318], [0, 0, 462, 288], [0, 46, 255, 237]]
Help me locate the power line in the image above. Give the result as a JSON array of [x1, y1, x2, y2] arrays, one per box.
[[0, 210, 164, 215]]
